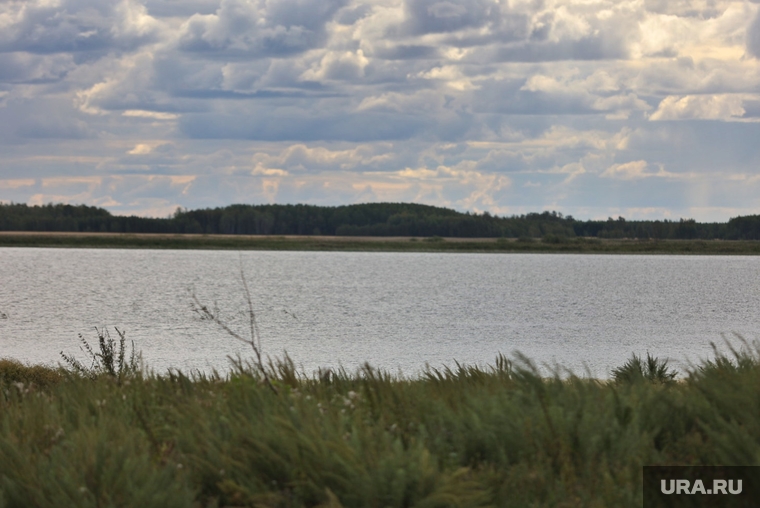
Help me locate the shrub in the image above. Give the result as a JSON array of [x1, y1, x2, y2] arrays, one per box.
[[60, 327, 139, 382], [611, 353, 678, 384]]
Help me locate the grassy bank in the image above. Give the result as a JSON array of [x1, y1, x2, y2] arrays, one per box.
[[3, 232, 760, 254], [2, 346, 760, 507]]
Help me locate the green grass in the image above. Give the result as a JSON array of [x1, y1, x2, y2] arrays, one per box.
[[2, 343, 760, 507], [4, 233, 760, 254]]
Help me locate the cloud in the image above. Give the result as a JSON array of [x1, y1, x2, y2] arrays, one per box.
[[649, 94, 748, 121], [644, 0, 730, 18], [0, 53, 75, 84], [251, 143, 395, 173], [491, 37, 627, 62], [11, 174, 197, 216], [1, 0, 760, 221], [0, 178, 36, 190], [300, 50, 369, 81], [127, 141, 172, 154], [517, 71, 651, 117], [600, 160, 680, 180], [74, 51, 205, 117], [630, 2, 750, 61], [177, 0, 347, 57], [0, 0, 162, 54], [403, 0, 500, 35], [746, 8, 760, 58], [179, 108, 430, 142], [1, 97, 94, 139], [122, 110, 179, 120]]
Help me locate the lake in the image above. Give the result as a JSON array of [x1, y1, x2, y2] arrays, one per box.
[[1, 248, 758, 378]]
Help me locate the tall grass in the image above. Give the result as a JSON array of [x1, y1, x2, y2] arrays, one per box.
[[2, 343, 760, 507]]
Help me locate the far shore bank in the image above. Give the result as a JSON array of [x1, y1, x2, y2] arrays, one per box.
[[2, 231, 760, 254]]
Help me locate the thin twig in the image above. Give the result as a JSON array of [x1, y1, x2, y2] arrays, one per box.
[[190, 268, 278, 395], [239, 263, 263, 367]]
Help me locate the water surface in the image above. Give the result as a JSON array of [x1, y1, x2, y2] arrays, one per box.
[[1, 248, 758, 377]]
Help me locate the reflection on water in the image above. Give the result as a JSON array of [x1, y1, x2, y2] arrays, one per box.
[[0, 248, 759, 377]]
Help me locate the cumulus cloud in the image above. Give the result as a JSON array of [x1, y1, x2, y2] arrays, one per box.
[[518, 71, 651, 117], [177, 0, 347, 57], [0, 0, 162, 54], [649, 94, 748, 121], [300, 50, 369, 81]]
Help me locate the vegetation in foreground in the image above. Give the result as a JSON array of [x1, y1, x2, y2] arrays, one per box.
[[2, 340, 759, 507]]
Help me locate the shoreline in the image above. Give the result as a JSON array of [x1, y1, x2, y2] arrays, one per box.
[[1, 231, 760, 254]]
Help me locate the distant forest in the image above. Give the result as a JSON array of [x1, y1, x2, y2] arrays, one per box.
[[3, 202, 760, 240]]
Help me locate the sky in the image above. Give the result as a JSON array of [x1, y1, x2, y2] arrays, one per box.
[[1, 0, 760, 221]]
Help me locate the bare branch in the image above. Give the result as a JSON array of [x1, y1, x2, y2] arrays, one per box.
[[239, 263, 262, 359], [190, 268, 278, 395], [191, 293, 250, 345]]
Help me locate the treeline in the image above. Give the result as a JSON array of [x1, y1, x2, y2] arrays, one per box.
[[3, 201, 760, 239]]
